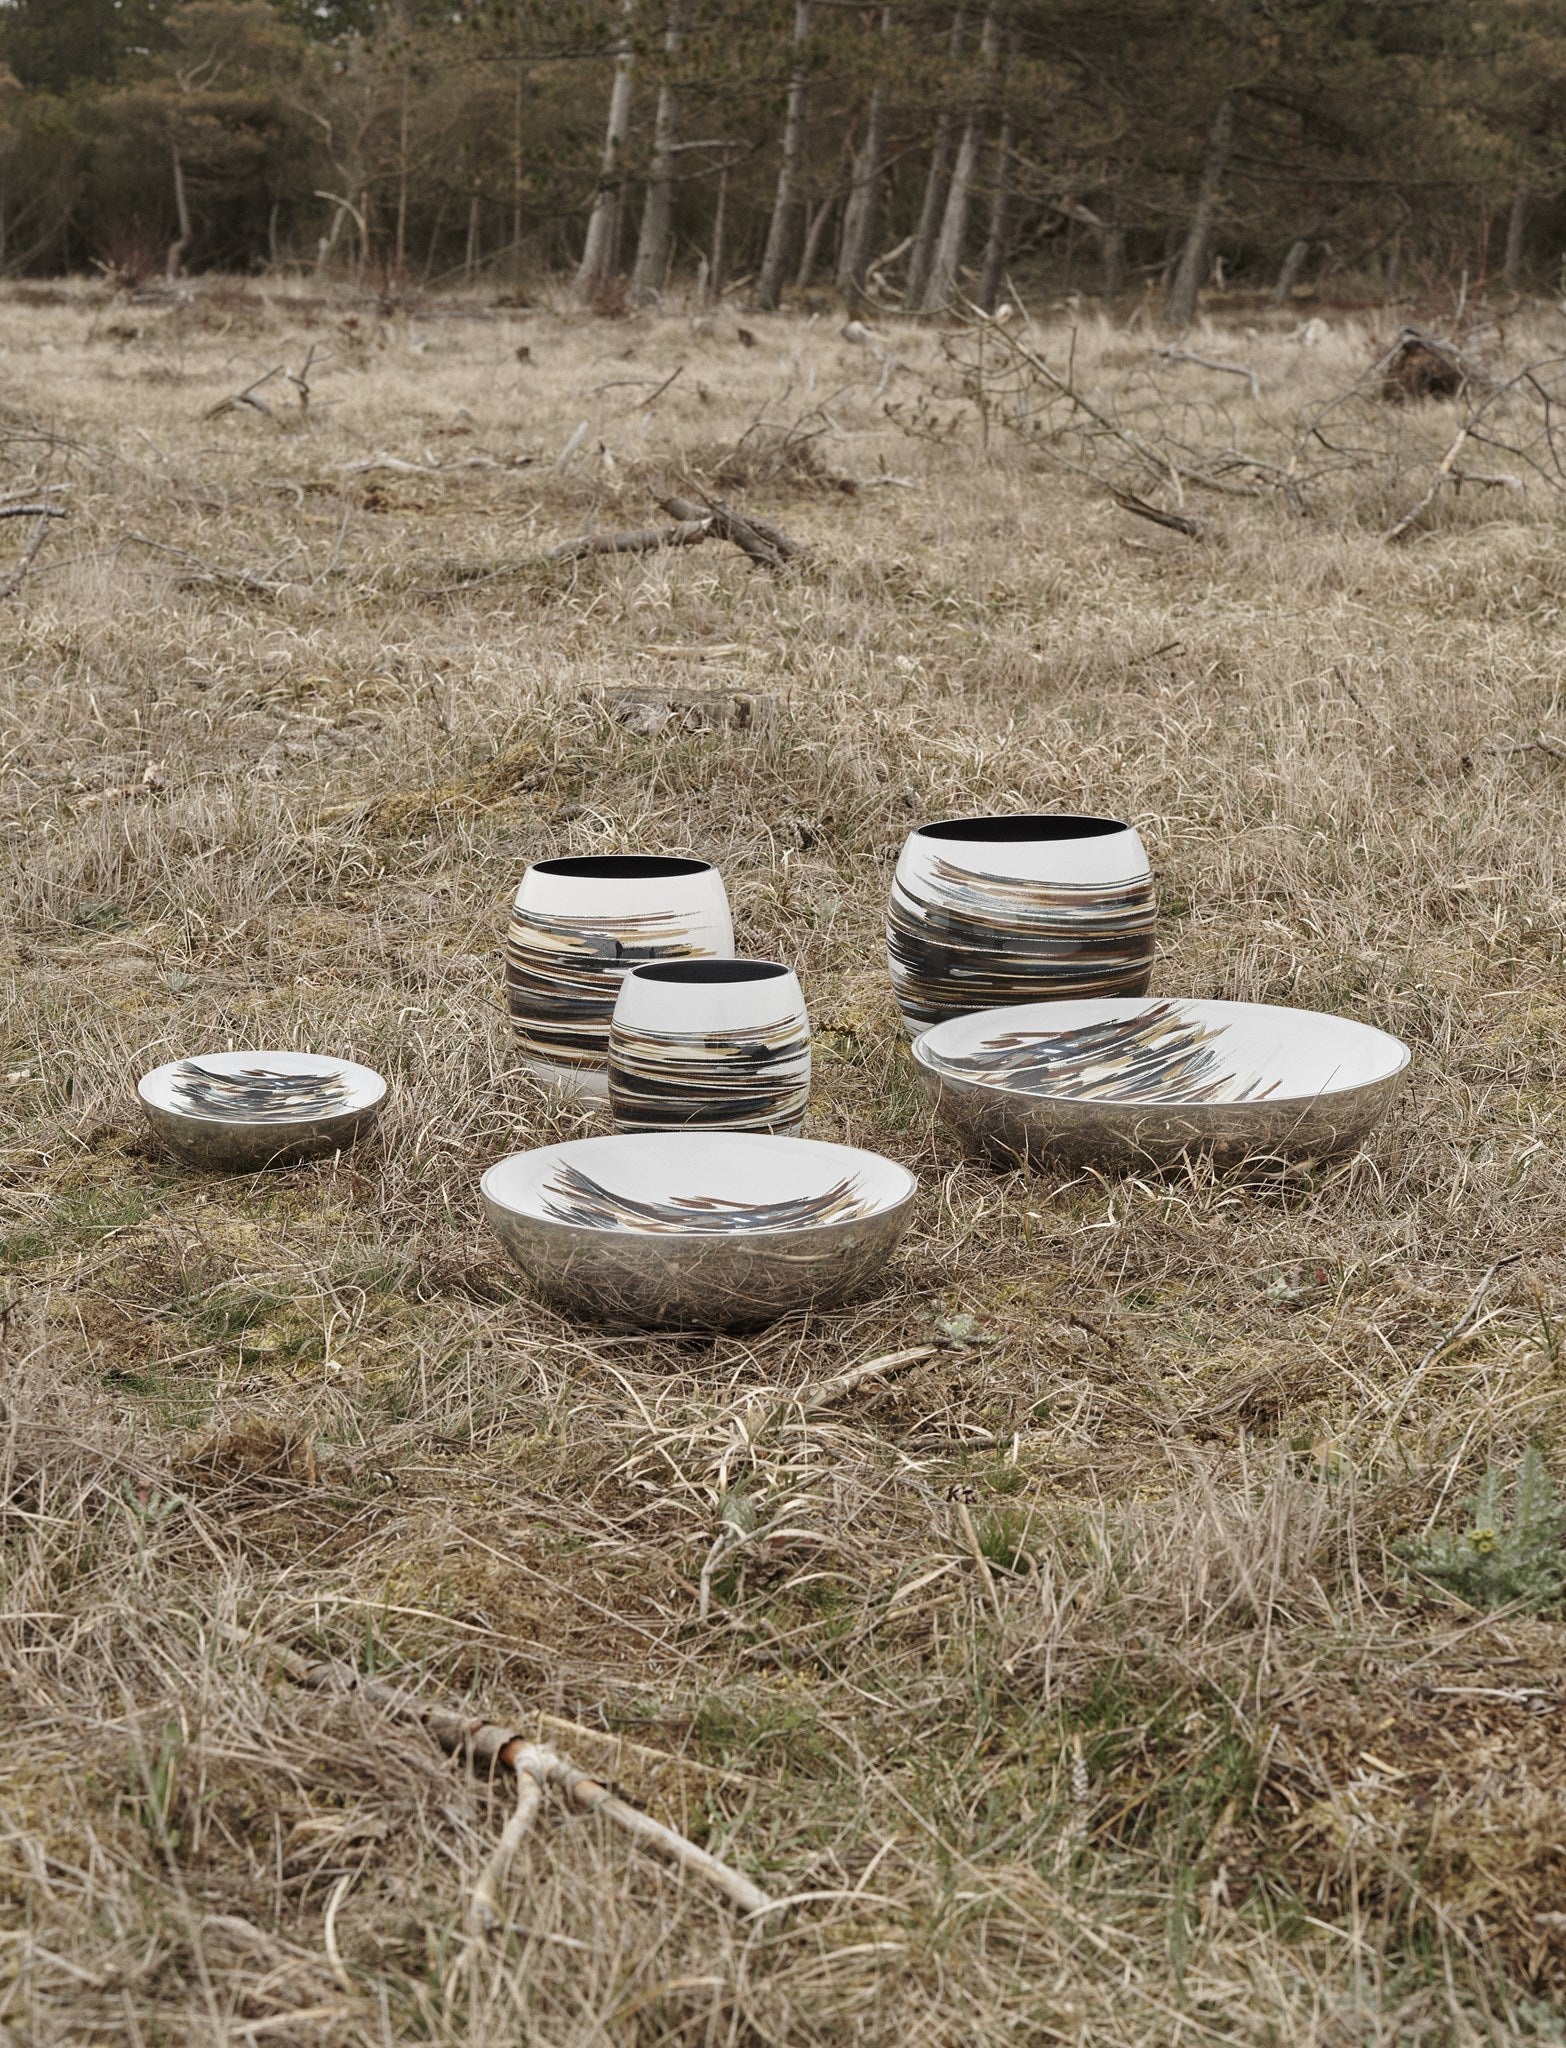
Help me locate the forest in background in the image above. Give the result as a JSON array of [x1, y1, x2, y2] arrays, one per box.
[[4, 0, 1566, 317]]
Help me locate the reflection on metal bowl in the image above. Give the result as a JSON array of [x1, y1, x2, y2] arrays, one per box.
[[914, 998, 1410, 1169], [481, 1131, 916, 1332]]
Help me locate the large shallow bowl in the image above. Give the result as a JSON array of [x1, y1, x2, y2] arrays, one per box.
[[914, 998, 1410, 1169], [481, 1132, 916, 1332], [138, 1051, 387, 1171]]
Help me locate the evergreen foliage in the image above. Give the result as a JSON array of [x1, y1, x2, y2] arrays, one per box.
[[0, 0, 1560, 291]]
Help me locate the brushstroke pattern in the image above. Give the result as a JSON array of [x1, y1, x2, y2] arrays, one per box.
[[938, 1002, 1280, 1104], [888, 857, 1155, 1031], [538, 1162, 869, 1234], [608, 1017, 811, 1133], [505, 907, 711, 1073], [170, 1060, 353, 1122]]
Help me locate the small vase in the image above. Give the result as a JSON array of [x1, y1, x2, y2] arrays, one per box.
[[887, 813, 1155, 1035], [505, 856, 734, 1100], [609, 959, 812, 1134]]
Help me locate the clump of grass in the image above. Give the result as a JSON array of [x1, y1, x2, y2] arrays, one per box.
[[1401, 1447, 1566, 1613]]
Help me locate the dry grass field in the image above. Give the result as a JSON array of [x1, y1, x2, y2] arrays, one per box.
[[6, 276, 1566, 2046]]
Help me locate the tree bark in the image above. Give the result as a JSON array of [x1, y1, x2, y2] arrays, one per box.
[[796, 189, 838, 287], [1162, 88, 1235, 331], [574, 0, 636, 303], [836, 5, 892, 300], [166, 138, 192, 281], [920, 7, 998, 314], [630, 9, 681, 304], [709, 159, 728, 300], [905, 5, 966, 306], [1504, 183, 1529, 283], [1101, 222, 1125, 300], [755, 0, 812, 310], [975, 41, 1013, 312], [1269, 235, 1308, 306]]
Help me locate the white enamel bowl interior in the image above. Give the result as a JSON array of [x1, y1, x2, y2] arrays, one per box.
[[138, 1050, 388, 1123], [915, 998, 1410, 1105], [483, 1131, 914, 1233]]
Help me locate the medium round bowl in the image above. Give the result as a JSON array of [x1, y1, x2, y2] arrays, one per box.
[[914, 997, 1410, 1169], [887, 813, 1156, 1036], [609, 958, 811, 1135], [504, 855, 734, 1102], [138, 1051, 387, 1171], [481, 1131, 916, 1332]]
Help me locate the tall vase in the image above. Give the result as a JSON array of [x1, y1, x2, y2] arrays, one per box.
[[887, 814, 1155, 1036], [505, 856, 734, 1100]]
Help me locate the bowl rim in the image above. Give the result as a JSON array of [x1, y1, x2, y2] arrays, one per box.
[[481, 1130, 917, 1239], [137, 1051, 388, 1128], [912, 996, 1411, 1110], [906, 812, 1139, 846]]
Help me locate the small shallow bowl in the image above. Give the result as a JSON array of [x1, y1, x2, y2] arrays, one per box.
[[138, 1051, 388, 1171], [914, 997, 1410, 1169], [481, 1131, 916, 1332]]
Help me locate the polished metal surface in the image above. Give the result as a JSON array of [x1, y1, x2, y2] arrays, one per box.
[[140, 1098, 383, 1172], [916, 1059, 1408, 1170], [483, 1189, 914, 1332]]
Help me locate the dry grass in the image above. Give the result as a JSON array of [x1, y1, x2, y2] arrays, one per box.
[[4, 276, 1566, 2044]]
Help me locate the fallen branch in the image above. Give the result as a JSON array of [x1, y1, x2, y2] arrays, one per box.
[[278, 1648, 769, 1923], [120, 534, 283, 594], [0, 507, 66, 600], [658, 493, 801, 567], [548, 518, 712, 563], [0, 504, 68, 522], [1155, 346, 1261, 403], [203, 366, 284, 423], [1109, 487, 1204, 538]]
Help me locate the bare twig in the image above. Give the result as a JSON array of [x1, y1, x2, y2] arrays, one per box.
[[278, 1648, 769, 1922], [0, 508, 65, 600], [1155, 346, 1261, 402], [0, 504, 68, 522], [203, 367, 284, 423], [1109, 488, 1204, 538]]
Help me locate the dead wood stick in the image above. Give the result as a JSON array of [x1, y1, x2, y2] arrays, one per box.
[[1109, 488, 1204, 538], [1383, 422, 1471, 542], [120, 534, 281, 594], [0, 508, 65, 600], [0, 504, 67, 521], [548, 518, 712, 563], [658, 494, 800, 568], [795, 1344, 941, 1417], [1154, 346, 1261, 402], [279, 1649, 769, 1921], [203, 367, 284, 422]]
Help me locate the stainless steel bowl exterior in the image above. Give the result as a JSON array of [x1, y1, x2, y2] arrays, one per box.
[[140, 1099, 383, 1171], [916, 1059, 1408, 1170], [483, 1190, 915, 1332]]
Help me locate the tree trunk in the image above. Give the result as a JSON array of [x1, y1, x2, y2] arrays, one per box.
[[836, 5, 892, 299], [574, 0, 636, 303], [975, 37, 1013, 313], [1504, 183, 1529, 282], [919, 7, 997, 314], [166, 139, 192, 280], [755, 0, 812, 310], [709, 160, 728, 300], [1162, 88, 1234, 331], [466, 184, 481, 280], [395, 70, 410, 274], [905, 5, 965, 306], [630, 9, 680, 304], [1383, 232, 1401, 294], [512, 64, 524, 265], [796, 189, 838, 288], [1101, 222, 1124, 300], [1269, 236, 1308, 306]]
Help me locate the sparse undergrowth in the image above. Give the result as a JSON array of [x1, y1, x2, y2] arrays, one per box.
[[2, 280, 1566, 2044]]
